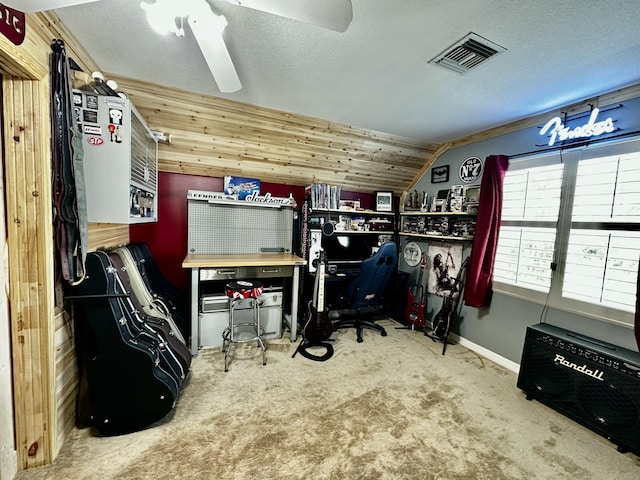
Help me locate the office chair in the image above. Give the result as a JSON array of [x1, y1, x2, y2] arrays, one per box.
[[332, 242, 398, 342]]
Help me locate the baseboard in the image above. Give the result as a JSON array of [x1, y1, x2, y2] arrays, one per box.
[[449, 333, 521, 374]]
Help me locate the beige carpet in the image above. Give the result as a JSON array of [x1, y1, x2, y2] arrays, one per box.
[[15, 317, 640, 480]]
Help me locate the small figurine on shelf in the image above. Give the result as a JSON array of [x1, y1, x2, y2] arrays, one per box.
[[411, 190, 419, 210], [404, 193, 412, 211], [420, 191, 430, 212]]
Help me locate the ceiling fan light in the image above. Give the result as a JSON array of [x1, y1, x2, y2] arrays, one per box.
[[140, 0, 192, 36], [140, 1, 174, 35]]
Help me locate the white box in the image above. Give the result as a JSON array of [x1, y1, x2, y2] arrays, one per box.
[[198, 290, 283, 349], [73, 90, 158, 223]]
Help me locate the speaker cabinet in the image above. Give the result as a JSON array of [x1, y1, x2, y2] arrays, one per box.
[[517, 323, 640, 454]]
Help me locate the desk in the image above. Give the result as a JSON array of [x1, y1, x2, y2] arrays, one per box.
[[183, 253, 306, 355]]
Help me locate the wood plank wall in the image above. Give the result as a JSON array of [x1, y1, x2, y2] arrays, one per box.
[[0, 11, 128, 471], [2, 64, 56, 471], [107, 75, 440, 195]]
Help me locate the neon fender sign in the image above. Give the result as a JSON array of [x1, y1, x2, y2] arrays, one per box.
[[540, 108, 615, 147]]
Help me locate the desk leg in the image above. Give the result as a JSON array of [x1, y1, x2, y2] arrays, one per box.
[[190, 267, 199, 355], [290, 264, 300, 342]]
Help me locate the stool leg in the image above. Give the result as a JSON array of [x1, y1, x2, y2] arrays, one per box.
[[254, 298, 266, 366], [223, 298, 237, 372]]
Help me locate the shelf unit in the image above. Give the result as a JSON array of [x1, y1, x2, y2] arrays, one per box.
[[399, 211, 476, 241], [308, 208, 396, 234]]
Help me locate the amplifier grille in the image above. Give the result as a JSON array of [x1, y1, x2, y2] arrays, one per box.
[[517, 323, 640, 454]]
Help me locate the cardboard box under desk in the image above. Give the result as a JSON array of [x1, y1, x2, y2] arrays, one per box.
[[198, 288, 283, 349]]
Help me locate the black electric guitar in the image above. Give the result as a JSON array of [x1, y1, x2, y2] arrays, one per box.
[[431, 256, 469, 342], [404, 252, 428, 330], [302, 250, 334, 342]]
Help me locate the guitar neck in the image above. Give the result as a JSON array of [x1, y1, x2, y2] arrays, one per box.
[[316, 263, 325, 312]]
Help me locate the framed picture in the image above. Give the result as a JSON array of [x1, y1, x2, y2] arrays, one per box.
[[431, 165, 450, 183], [223, 175, 260, 200], [375, 191, 393, 212]]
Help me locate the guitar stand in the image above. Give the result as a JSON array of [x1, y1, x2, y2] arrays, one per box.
[[292, 337, 335, 362], [395, 318, 428, 333], [395, 323, 418, 331], [424, 330, 449, 356]]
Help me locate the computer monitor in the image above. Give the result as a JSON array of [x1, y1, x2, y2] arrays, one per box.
[[321, 234, 379, 265]]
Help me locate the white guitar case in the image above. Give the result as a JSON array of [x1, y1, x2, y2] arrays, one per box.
[[114, 247, 187, 345]]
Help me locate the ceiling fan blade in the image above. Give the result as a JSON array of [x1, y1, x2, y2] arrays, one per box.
[[188, 4, 241, 93], [2, 0, 99, 12], [225, 0, 352, 33]]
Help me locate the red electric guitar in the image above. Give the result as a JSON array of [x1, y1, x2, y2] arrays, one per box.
[[404, 252, 428, 330]]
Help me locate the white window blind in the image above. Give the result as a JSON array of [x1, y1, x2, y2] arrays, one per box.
[[495, 227, 557, 292], [561, 154, 640, 314], [493, 139, 640, 327], [494, 163, 563, 292]]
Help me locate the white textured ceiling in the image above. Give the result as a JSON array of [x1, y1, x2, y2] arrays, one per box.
[[54, 0, 640, 143]]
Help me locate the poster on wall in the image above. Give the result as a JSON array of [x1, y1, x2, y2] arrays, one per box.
[[428, 243, 463, 297], [224, 176, 260, 200]]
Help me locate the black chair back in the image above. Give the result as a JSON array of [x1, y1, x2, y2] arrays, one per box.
[[345, 242, 398, 309]]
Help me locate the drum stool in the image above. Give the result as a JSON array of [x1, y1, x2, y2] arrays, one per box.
[[222, 280, 266, 372]]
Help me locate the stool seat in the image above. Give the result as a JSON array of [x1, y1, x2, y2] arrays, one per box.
[[225, 280, 264, 300], [222, 280, 266, 371]]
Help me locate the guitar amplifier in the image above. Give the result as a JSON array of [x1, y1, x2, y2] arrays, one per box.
[[517, 323, 640, 454]]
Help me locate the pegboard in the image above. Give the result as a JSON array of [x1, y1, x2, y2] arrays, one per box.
[[188, 200, 293, 254]]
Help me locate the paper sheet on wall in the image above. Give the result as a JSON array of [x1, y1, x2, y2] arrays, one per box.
[[428, 243, 463, 297]]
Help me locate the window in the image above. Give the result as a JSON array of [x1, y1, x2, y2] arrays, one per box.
[[493, 140, 640, 327], [494, 161, 563, 293]]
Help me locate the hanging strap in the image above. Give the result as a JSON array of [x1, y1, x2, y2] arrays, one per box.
[[50, 39, 87, 284]]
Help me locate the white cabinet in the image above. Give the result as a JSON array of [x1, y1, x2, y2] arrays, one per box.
[[74, 90, 158, 223]]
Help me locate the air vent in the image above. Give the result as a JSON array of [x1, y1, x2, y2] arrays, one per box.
[[428, 32, 506, 74]]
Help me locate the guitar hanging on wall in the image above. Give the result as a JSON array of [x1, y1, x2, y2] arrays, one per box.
[[404, 252, 428, 330], [427, 256, 469, 355], [293, 249, 334, 361]]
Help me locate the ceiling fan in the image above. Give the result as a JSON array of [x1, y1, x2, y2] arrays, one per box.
[[5, 0, 353, 93]]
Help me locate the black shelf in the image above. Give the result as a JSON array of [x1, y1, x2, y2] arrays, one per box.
[[400, 211, 476, 240]]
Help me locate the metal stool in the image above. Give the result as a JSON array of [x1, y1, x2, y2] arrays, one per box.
[[222, 280, 266, 372]]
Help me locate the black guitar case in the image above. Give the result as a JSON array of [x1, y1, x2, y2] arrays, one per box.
[[70, 251, 183, 435], [126, 242, 188, 337], [108, 251, 191, 373]]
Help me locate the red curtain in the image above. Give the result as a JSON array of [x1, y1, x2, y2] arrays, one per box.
[[635, 255, 640, 351], [464, 155, 510, 307]]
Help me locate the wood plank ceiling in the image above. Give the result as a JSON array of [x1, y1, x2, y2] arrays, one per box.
[[106, 74, 441, 194]]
